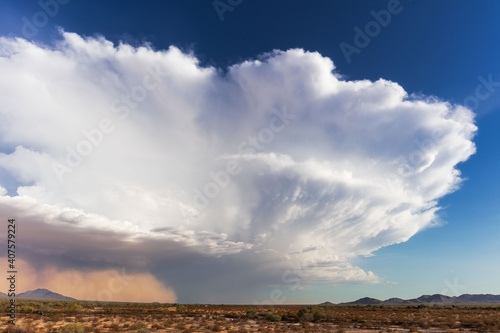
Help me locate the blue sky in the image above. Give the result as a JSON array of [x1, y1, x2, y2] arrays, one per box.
[[0, 0, 499, 304]]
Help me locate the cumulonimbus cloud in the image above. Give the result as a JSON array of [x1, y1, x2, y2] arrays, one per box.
[[0, 31, 476, 302]]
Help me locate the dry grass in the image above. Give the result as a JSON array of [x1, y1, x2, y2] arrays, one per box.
[[0, 300, 499, 332]]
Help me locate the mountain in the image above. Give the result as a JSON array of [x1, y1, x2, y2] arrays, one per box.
[[383, 297, 406, 304], [17, 289, 76, 301], [350, 297, 384, 305], [335, 294, 500, 305], [415, 294, 456, 304], [458, 294, 500, 303], [0, 292, 8, 299]]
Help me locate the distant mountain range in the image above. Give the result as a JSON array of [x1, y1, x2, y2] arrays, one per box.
[[2, 289, 500, 305], [320, 294, 500, 306], [0, 289, 75, 301]]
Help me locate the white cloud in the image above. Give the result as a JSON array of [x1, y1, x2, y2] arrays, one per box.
[[0, 31, 476, 302]]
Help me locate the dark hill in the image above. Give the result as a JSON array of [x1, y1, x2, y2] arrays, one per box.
[[17, 289, 76, 301], [337, 294, 500, 305]]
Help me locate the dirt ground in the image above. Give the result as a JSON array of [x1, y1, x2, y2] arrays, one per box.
[[1, 301, 499, 332]]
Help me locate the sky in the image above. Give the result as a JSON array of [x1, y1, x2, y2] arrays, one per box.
[[0, 0, 499, 304]]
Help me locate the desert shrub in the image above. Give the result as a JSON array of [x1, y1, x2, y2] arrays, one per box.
[[134, 323, 150, 333], [417, 321, 431, 329], [131, 323, 149, 331], [108, 323, 121, 332], [403, 323, 421, 332], [104, 307, 116, 314], [65, 302, 83, 314], [16, 304, 37, 314], [477, 319, 500, 332], [246, 309, 258, 318], [59, 323, 85, 333], [37, 303, 55, 315], [297, 311, 314, 322], [4, 322, 36, 333], [176, 304, 187, 313], [297, 306, 326, 322], [267, 313, 282, 322]]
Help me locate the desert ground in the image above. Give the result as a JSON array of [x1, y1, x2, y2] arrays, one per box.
[[1, 300, 500, 332]]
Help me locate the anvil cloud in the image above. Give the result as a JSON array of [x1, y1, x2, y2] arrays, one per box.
[[0, 31, 476, 303]]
